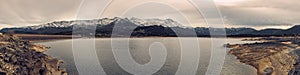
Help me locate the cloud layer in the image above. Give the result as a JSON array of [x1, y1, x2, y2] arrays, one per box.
[[0, 0, 80, 27], [0, 0, 299, 29], [219, 0, 300, 27]]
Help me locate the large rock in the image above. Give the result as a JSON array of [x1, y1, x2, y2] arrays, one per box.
[[0, 33, 67, 75], [227, 42, 297, 75]]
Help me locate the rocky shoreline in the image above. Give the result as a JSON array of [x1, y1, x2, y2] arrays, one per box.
[[0, 33, 67, 75], [227, 37, 300, 75]]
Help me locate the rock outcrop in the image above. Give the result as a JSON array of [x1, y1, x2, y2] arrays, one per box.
[[227, 42, 297, 75], [0, 33, 67, 75]]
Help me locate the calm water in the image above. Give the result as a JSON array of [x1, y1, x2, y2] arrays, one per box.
[[39, 38, 257, 75]]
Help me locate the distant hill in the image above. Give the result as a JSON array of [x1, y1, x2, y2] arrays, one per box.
[[1, 17, 299, 37]]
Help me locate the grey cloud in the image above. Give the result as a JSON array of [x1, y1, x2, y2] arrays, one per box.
[[0, 0, 81, 26], [1, 0, 300, 29], [218, 0, 300, 26]]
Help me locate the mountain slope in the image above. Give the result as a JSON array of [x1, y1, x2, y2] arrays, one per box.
[[1, 17, 300, 37]]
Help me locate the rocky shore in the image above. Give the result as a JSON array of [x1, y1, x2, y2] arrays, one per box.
[[0, 33, 67, 75], [227, 37, 300, 75]]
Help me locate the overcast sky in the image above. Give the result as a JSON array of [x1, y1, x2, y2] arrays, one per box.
[[0, 0, 299, 29]]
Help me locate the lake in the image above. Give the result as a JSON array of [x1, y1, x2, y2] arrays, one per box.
[[39, 37, 258, 75]]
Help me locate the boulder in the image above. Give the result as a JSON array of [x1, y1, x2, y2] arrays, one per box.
[[0, 33, 67, 75]]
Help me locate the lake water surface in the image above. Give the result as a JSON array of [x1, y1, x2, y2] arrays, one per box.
[[39, 38, 258, 75]]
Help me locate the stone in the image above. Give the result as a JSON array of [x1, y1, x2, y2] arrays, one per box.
[[227, 40, 297, 75], [0, 33, 67, 75]]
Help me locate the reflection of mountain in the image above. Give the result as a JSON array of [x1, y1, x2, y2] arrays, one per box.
[[1, 17, 300, 37]]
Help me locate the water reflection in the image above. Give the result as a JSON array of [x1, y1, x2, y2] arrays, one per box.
[[40, 38, 257, 75]]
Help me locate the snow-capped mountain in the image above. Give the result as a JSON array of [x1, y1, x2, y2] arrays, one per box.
[[2, 17, 300, 37], [25, 17, 184, 30], [128, 17, 183, 27]]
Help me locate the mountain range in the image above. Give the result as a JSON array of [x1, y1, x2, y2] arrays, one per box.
[[1, 17, 300, 37]]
